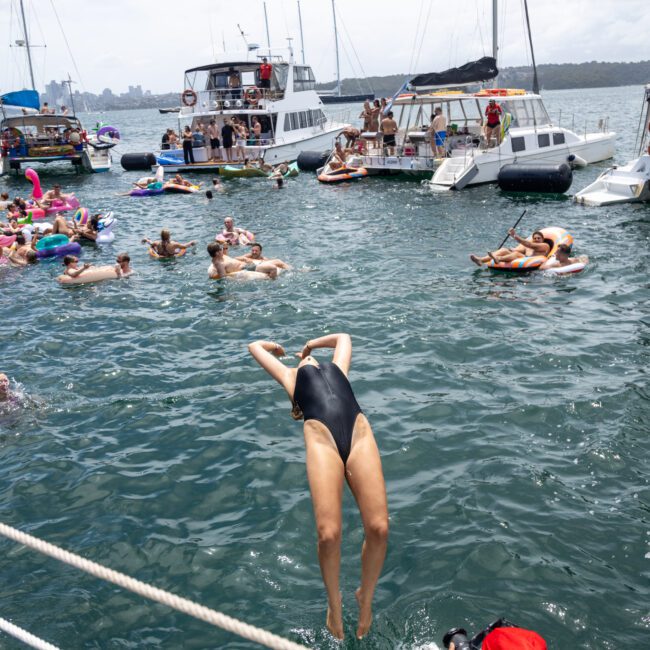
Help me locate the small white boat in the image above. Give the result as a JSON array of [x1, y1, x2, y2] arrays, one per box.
[[574, 85, 650, 206]]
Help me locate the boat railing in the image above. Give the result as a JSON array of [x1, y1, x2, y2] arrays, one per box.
[[556, 110, 611, 135], [181, 88, 285, 115]]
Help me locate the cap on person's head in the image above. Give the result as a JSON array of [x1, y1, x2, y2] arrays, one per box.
[[263, 57, 268, 62], [489, 98, 496, 103]]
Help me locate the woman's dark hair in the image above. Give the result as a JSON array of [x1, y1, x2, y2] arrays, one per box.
[[15, 233, 26, 245], [290, 401, 304, 421], [276, 178, 284, 189], [62, 255, 76, 266], [205, 190, 213, 199], [532, 230, 544, 239], [90, 215, 100, 230]]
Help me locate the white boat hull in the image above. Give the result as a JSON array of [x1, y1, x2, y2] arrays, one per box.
[[430, 127, 616, 190], [574, 155, 650, 206]]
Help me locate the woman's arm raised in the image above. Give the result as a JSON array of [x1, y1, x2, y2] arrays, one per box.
[[301, 333, 352, 376], [248, 340, 295, 395]]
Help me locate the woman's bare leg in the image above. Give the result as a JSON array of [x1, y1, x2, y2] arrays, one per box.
[[345, 417, 389, 639], [305, 428, 346, 639]]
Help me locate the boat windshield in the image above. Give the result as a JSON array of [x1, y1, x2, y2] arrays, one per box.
[[503, 98, 551, 128]]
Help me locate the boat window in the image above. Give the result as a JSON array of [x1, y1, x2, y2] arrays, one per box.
[[290, 113, 299, 130], [241, 71, 256, 87], [306, 111, 313, 127], [538, 133, 550, 147], [284, 113, 290, 131], [503, 98, 551, 128], [299, 111, 308, 128], [311, 109, 325, 126], [209, 72, 228, 90], [553, 132, 565, 145], [511, 136, 526, 152], [293, 66, 315, 91], [273, 64, 289, 92]]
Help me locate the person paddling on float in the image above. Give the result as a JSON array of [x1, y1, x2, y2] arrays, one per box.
[[470, 228, 551, 266]]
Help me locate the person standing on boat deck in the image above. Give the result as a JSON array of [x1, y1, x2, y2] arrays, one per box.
[[192, 124, 205, 152], [168, 129, 179, 149], [359, 100, 371, 132], [248, 333, 389, 641], [429, 107, 447, 158], [259, 57, 272, 95], [380, 111, 398, 155], [484, 98, 503, 147], [207, 120, 221, 161], [182, 126, 195, 164], [161, 129, 171, 150], [228, 67, 242, 100], [221, 119, 235, 162]]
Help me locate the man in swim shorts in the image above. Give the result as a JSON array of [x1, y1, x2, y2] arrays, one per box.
[[207, 242, 278, 279], [429, 107, 447, 158], [237, 243, 291, 271], [380, 111, 398, 155]]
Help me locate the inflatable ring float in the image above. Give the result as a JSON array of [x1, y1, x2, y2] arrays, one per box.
[[486, 227, 573, 272], [318, 164, 368, 183], [149, 247, 187, 259], [181, 88, 197, 107], [35, 234, 82, 259], [58, 265, 119, 286]]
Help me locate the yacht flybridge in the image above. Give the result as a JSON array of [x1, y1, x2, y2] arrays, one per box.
[[156, 51, 349, 172]]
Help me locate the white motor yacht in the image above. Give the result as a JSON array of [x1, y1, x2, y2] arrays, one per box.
[[574, 84, 650, 206], [156, 50, 349, 173]]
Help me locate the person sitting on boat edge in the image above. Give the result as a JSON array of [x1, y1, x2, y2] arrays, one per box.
[[470, 228, 551, 266], [540, 243, 588, 270]]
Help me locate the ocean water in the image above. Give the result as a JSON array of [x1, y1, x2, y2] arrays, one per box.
[[0, 86, 648, 649]]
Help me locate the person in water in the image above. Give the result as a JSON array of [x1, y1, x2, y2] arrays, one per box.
[[62, 255, 91, 278], [218, 216, 254, 246], [142, 229, 196, 258], [114, 253, 134, 277], [248, 333, 388, 641], [0, 373, 11, 401], [470, 228, 551, 266], [540, 243, 588, 269], [207, 242, 277, 279], [237, 242, 291, 271]]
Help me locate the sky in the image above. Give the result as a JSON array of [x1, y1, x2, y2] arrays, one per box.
[[1, 0, 648, 96]]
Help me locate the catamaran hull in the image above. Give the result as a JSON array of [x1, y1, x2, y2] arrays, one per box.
[[430, 132, 616, 190]]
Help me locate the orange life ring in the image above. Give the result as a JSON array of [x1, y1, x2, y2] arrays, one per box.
[[181, 89, 197, 107], [245, 86, 262, 105]]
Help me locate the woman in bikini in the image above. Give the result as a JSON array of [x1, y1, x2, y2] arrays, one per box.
[[141, 229, 195, 258], [470, 228, 551, 266], [248, 333, 388, 641]]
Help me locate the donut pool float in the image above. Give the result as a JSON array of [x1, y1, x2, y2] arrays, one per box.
[[58, 265, 119, 285], [486, 227, 573, 272], [35, 234, 82, 259]]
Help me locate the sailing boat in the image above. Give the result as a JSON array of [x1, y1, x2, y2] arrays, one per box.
[[317, 0, 374, 105]]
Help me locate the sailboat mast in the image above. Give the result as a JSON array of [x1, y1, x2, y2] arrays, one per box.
[[19, 0, 36, 91], [492, 0, 498, 87], [297, 1, 306, 64], [331, 0, 341, 96], [263, 2, 272, 57], [523, 0, 539, 93]]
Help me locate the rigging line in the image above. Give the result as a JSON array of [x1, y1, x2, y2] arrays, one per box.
[[407, 0, 425, 76], [48, 0, 86, 93], [336, 10, 372, 93], [411, 0, 433, 76]]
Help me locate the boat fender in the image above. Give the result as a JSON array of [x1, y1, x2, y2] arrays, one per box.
[[297, 150, 330, 172], [497, 163, 573, 193], [567, 153, 587, 168], [120, 152, 157, 171]]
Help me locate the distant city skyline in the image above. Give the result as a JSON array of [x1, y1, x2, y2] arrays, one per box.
[[1, 0, 647, 96]]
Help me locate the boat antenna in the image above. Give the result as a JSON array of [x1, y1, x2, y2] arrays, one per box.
[[492, 0, 499, 87], [263, 2, 272, 57], [297, 1, 306, 64], [331, 0, 341, 96], [62, 74, 76, 116], [523, 0, 539, 93], [18, 0, 37, 90]]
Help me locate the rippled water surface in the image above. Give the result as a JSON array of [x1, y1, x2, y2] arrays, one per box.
[[1, 86, 649, 649]]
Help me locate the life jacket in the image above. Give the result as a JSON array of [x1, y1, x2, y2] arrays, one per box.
[[482, 627, 546, 650]]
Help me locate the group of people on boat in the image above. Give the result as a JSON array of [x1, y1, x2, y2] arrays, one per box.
[[163, 115, 267, 164]]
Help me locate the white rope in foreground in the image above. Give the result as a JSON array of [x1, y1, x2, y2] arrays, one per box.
[[0, 522, 309, 650], [0, 617, 60, 650]]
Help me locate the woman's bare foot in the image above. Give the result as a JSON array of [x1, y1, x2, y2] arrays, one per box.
[[470, 254, 482, 267], [326, 593, 344, 640], [355, 587, 373, 639]]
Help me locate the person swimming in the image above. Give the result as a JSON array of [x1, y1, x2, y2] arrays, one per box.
[[248, 333, 388, 641]]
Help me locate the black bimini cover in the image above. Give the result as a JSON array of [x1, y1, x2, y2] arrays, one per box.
[[409, 56, 498, 88]]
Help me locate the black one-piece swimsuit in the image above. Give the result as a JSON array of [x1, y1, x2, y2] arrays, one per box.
[[293, 362, 362, 465]]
